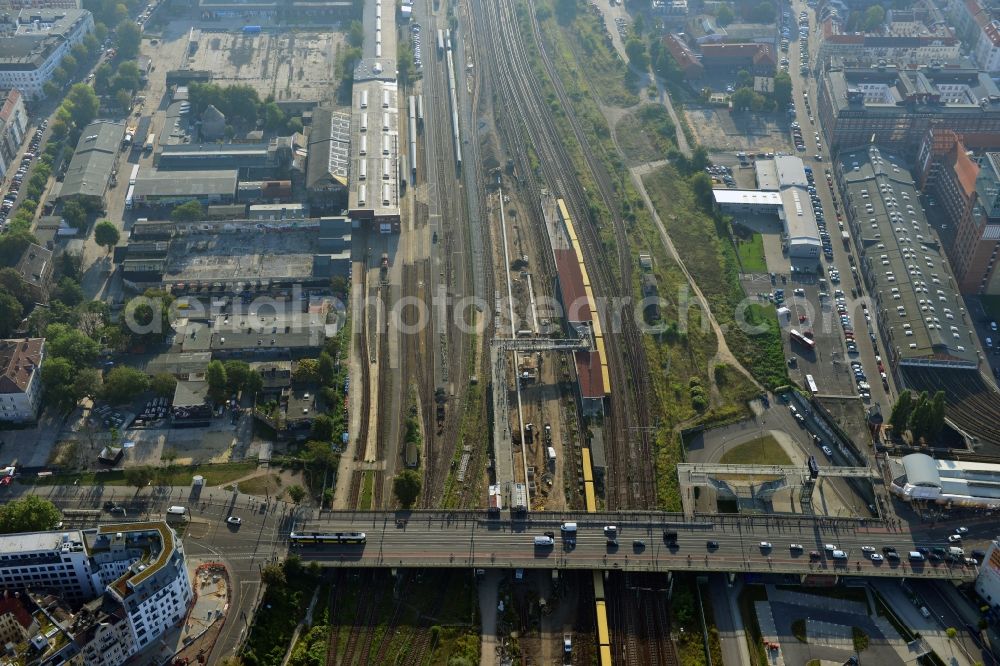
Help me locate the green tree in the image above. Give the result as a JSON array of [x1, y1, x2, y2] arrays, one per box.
[[0, 268, 31, 309], [862, 5, 885, 32], [347, 20, 364, 48], [554, 0, 579, 24], [0, 496, 61, 534], [929, 390, 946, 438], [46, 323, 100, 368], [111, 61, 141, 93], [52, 277, 85, 307], [0, 289, 24, 338], [83, 33, 101, 57], [773, 71, 793, 107], [61, 54, 78, 74], [0, 228, 39, 266], [260, 562, 287, 586], [632, 13, 645, 36], [66, 84, 100, 129], [114, 89, 133, 111], [736, 69, 754, 89], [62, 200, 88, 229], [93, 62, 114, 95], [690, 172, 715, 210], [262, 102, 285, 131], [625, 38, 649, 70], [72, 368, 103, 402], [41, 356, 79, 412], [170, 200, 204, 222], [286, 484, 306, 504], [206, 360, 228, 402], [115, 19, 142, 58], [393, 469, 422, 508], [43, 81, 61, 100], [124, 466, 154, 492], [716, 4, 735, 25], [890, 390, 913, 434], [287, 117, 303, 134], [294, 358, 321, 384], [750, 0, 775, 23], [223, 360, 252, 392], [731, 87, 756, 112], [151, 372, 177, 397], [102, 366, 150, 404], [397, 41, 416, 86], [94, 220, 120, 254], [907, 390, 933, 442], [310, 414, 335, 441], [317, 351, 336, 387], [946, 627, 958, 640]]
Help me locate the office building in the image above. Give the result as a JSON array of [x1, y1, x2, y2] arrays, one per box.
[[818, 65, 1000, 157]]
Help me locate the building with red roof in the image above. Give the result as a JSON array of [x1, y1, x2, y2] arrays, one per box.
[[662, 33, 704, 79]]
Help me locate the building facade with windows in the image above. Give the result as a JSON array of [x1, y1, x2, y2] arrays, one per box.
[[818, 65, 1000, 157], [0, 337, 44, 423], [0, 9, 94, 99]]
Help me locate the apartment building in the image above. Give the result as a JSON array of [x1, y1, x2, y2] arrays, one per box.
[[0, 337, 45, 423], [0, 9, 94, 99]]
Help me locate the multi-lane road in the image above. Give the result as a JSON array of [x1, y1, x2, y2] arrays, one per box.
[[288, 510, 982, 580]]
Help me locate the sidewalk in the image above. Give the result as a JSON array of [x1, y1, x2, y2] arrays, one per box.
[[754, 600, 786, 666]]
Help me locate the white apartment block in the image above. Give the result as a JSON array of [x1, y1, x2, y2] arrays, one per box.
[[0, 338, 45, 423], [0, 522, 193, 665], [0, 9, 94, 99]]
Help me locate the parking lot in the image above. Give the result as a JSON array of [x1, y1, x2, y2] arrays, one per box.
[[144, 25, 341, 100]]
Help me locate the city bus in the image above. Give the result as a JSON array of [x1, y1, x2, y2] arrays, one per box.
[[805, 374, 819, 394], [789, 329, 816, 352]]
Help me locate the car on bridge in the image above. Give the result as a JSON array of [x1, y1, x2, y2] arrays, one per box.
[[860, 546, 875, 554], [948, 534, 962, 543], [870, 553, 883, 562], [789, 544, 803, 552], [707, 540, 719, 550], [632, 540, 645, 551], [759, 541, 772, 551]]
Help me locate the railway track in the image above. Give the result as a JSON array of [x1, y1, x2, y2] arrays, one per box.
[[471, 0, 656, 509], [338, 571, 386, 665], [323, 572, 344, 666], [369, 576, 410, 664], [346, 471, 362, 510]]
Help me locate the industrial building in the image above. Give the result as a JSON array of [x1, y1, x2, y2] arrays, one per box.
[[890, 452, 1000, 507], [818, 65, 1000, 157], [712, 156, 821, 259], [58, 120, 125, 207], [154, 137, 299, 179], [975, 538, 1000, 614], [346, 0, 402, 232], [132, 169, 238, 207], [836, 146, 978, 369], [0, 8, 94, 99], [305, 107, 349, 211]]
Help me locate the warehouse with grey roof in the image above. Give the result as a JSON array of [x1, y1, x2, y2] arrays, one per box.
[[58, 120, 125, 207], [837, 146, 978, 369]]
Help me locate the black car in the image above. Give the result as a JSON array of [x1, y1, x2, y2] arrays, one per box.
[[633, 540, 646, 551], [882, 546, 897, 554], [916, 547, 929, 555], [706, 540, 719, 550], [663, 530, 678, 543]]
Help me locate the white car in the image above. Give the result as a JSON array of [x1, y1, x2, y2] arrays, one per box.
[[956, 526, 969, 535], [226, 516, 242, 526], [760, 541, 773, 550], [948, 534, 962, 543], [870, 553, 884, 562], [860, 546, 875, 553]]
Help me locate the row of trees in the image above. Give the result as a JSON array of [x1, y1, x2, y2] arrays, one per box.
[[206, 360, 265, 403], [186, 83, 303, 135], [730, 71, 793, 114], [889, 389, 947, 444]]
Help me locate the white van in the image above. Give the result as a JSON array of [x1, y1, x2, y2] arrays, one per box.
[[831, 549, 848, 560], [560, 522, 577, 533], [166, 506, 187, 516], [534, 535, 554, 547], [947, 546, 964, 557]]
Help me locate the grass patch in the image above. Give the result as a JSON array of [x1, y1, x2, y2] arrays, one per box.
[[719, 435, 791, 465], [28, 461, 258, 487], [791, 618, 807, 642], [615, 104, 676, 164], [735, 233, 767, 272], [228, 472, 282, 497], [737, 584, 769, 666], [359, 470, 374, 510]]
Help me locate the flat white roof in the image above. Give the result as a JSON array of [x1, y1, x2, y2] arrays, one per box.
[[779, 186, 821, 243], [755, 159, 780, 191], [774, 155, 809, 187], [712, 189, 782, 206]]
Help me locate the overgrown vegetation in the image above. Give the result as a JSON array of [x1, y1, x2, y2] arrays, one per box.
[[241, 557, 321, 666], [672, 576, 723, 666], [614, 104, 677, 165], [28, 461, 257, 486]]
